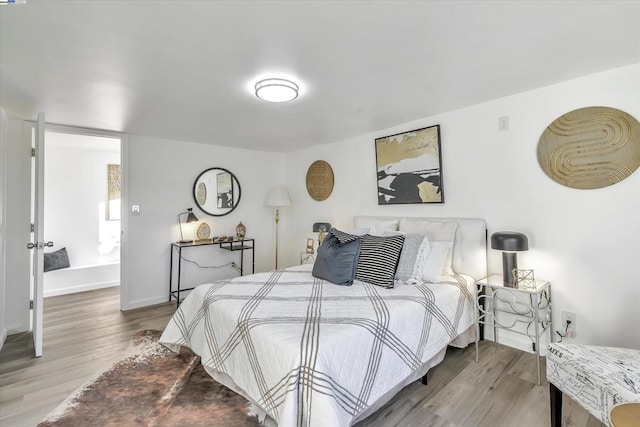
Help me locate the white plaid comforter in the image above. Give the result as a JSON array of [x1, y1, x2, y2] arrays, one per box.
[[159, 268, 475, 426]]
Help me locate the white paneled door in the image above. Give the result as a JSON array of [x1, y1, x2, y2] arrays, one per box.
[[27, 113, 49, 357]]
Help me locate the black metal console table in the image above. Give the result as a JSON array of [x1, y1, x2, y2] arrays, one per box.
[[169, 238, 255, 307]]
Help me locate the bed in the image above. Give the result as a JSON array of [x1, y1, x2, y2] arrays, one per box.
[[160, 216, 487, 426]]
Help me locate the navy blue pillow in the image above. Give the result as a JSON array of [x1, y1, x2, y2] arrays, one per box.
[[312, 230, 361, 286]]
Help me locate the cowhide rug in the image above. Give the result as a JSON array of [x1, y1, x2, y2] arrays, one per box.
[[38, 330, 263, 427]]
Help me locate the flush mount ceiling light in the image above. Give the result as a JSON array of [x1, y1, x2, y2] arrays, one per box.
[[254, 78, 299, 103]]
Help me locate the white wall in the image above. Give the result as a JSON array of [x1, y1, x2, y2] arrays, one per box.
[[122, 135, 287, 309], [0, 108, 8, 348], [3, 118, 32, 334], [284, 64, 640, 350], [43, 262, 119, 297], [43, 134, 121, 296], [2, 64, 637, 350], [44, 138, 120, 267]]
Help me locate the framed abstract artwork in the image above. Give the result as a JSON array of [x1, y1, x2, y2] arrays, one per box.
[[375, 125, 444, 205]]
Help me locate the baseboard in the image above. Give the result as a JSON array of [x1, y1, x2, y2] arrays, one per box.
[[6, 321, 30, 335], [0, 327, 7, 351], [121, 295, 169, 311], [44, 281, 120, 298]]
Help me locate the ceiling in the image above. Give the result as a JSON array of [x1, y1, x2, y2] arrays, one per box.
[[1, 1, 639, 153]]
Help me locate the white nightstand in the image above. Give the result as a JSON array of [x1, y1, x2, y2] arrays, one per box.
[[475, 274, 553, 385]]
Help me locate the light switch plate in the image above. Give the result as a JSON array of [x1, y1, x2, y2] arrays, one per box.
[[498, 116, 509, 131]]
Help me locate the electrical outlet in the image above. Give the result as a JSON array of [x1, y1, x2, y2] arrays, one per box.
[[562, 311, 577, 339]]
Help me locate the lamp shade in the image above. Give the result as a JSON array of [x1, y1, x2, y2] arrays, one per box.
[[491, 232, 528, 252], [265, 187, 291, 207], [185, 209, 198, 223], [178, 208, 199, 244], [312, 222, 332, 232]]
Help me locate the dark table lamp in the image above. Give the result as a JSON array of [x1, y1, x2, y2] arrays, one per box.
[[491, 231, 529, 287], [313, 222, 332, 246], [178, 208, 199, 244]]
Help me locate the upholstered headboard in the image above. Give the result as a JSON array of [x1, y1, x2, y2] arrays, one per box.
[[353, 216, 487, 280]]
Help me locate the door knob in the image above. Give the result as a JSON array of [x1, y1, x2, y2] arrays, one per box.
[[26, 242, 54, 249]]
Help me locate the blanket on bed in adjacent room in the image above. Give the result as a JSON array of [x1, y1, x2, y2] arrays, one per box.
[[159, 267, 475, 427]]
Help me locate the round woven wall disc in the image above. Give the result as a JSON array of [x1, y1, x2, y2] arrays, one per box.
[[537, 106, 640, 189], [306, 160, 334, 201]]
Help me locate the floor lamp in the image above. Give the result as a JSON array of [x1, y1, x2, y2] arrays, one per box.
[[266, 187, 291, 269]]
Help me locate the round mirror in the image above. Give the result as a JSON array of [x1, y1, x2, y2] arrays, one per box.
[[193, 167, 241, 216]]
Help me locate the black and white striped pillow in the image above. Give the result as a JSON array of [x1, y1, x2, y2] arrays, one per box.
[[355, 234, 405, 288], [331, 228, 360, 244]]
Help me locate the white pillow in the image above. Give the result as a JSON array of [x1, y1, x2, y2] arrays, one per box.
[[354, 217, 399, 234], [399, 219, 457, 274], [383, 231, 430, 285], [349, 227, 372, 236], [398, 219, 457, 241], [408, 241, 453, 284]]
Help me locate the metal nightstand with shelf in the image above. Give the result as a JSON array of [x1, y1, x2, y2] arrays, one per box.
[[475, 273, 553, 385], [169, 238, 255, 307]]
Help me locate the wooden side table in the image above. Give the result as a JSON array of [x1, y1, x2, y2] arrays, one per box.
[[610, 402, 640, 427]]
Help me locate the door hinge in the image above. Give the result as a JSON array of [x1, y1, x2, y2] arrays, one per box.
[[31, 223, 35, 233], [30, 300, 33, 310], [31, 148, 36, 157]]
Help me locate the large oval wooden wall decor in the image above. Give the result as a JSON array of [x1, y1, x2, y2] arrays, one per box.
[[306, 160, 334, 201], [537, 106, 640, 189]]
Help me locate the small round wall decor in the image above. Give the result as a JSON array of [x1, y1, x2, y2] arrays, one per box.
[[306, 160, 334, 201], [537, 106, 640, 189]]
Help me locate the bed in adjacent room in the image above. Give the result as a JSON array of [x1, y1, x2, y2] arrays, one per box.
[[160, 216, 487, 426]]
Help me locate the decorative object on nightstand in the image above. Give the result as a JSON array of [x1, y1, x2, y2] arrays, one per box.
[[178, 208, 199, 244], [513, 268, 536, 290], [491, 231, 529, 287], [266, 187, 292, 269], [313, 222, 332, 246], [305, 238, 315, 254], [475, 274, 552, 386], [235, 221, 246, 239]]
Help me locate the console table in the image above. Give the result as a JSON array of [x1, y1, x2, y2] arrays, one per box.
[[169, 238, 255, 307]]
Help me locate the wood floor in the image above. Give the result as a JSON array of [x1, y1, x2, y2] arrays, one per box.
[[0, 287, 601, 427]]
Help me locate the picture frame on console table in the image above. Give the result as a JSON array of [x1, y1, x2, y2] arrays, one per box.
[[375, 124, 444, 205]]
